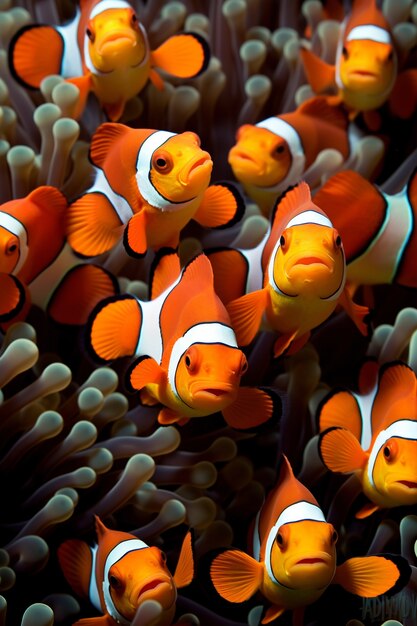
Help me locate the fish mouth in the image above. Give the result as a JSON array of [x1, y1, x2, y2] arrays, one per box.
[[292, 257, 330, 268], [138, 578, 171, 599], [180, 153, 212, 186], [395, 480, 417, 489], [295, 557, 326, 565]]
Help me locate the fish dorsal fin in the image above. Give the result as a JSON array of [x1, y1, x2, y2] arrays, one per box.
[[333, 554, 407, 597], [318, 389, 363, 441], [313, 170, 386, 263], [210, 549, 263, 602], [297, 96, 348, 130], [28, 186, 67, 215], [173, 531, 194, 589], [371, 362, 417, 433], [57, 539, 92, 599], [270, 182, 313, 231], [90, 123, 131, 168], [319, 427, 367, 472], [150, 249, 182, 300]]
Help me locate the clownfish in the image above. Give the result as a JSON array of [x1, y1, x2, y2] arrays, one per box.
[[318, 361, 417, 518], [87, 250, 280, 428], [300, 0, 407, 128], [313, 168, 417, 294], [58, 515, 194, 626], [210, 455, 409, 624], [9, 0, 210, 121], [207, 182, 369, 358], [228, 96, 356, 216], [0, 186, 118, 327], [66, 123, 243, 259]]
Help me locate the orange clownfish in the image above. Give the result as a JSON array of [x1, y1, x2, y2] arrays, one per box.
[[300, 0, 403, 127], [58, 516, 194, 626], [207, 182, 369, 358], [313, 168, 417, 294], [318, 361, 417, 519], [66, 123, 243, 259], [228, 96, 354, 216], [87, 250, 280, 428], [210, 455, 409, 624], [0, 186, 118, 327], [9, 0, 210, 121]]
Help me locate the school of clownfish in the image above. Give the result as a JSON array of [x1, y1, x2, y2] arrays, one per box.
[[2, 0, 417, 625]]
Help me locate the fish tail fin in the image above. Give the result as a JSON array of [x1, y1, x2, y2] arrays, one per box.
[[210, 549, 263, 602], [149, 248, 181, 300], [206, 247, 249, 305], [48, 264, 119, 326], [87, 294, 141, 362], [334, 554, 411, 597], [194, 182, 245, 229], [57, 539, 92, 600], [318, 426, 367, 473], [9, 25, 64, 89], [151, 32, 210, 79], [222, 386, 282, 429], [67, 192, 123, 257], [299, 46, 336, 94]]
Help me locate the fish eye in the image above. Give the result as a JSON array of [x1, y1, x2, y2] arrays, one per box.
[[185, 355, 191, 368], [131, 12, 139, 27], [240, 355, 248, 375], [6, 242, 18, 256], [160, 550, 167, 563], [275, 144, 285, 155], [86, 27, 95, 43], [109, 574, 122, 590], [342, 46, 348, 59], [335, 235, 342, 248], [331, 530, 338, 544], [276, 532, 284, 546], [280, 235, 286, 247], [383, 445, 391, 459], [387, 50, 394, 63], [152, 151, 173, 174]]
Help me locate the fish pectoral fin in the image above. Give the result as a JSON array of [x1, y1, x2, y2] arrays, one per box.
[[48, 264, 118, 326], [355, 502, 381, 519], [333, 555, 410, 597], [210, 549, 263, 603], [173, 531, 194, 588], [151, 33, 209, 79], [10, 25, 63, 88], [389, 69, 417, 120], [194, 183, 244, 229], [319, 427, 367, 473], [67, 192, 123, 257], [222, 387, 281, 429], [299, 47, 336, 94], [318, 390, 363, 439], [128, 356, 164, 392], [88, 294, 141, 362], [123, 212, 148, 258], [338, 288, 370, 336], [74, 617, 115, 626], [272, 329, 299, 358], [261, 604, 286, 624], [227, 290, 268, 346], [0, 274, 27, 323], [139, 388, 160, 406], [66, 74, 93, 119], [103, 99, 126, 122], [150, 248, 181, 299], [57, 539, 92, 599], [283, 331, 310, 356], [148, 69, 165, 91], [157, 407, 185, 425], [206, 248, 248, 305]]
